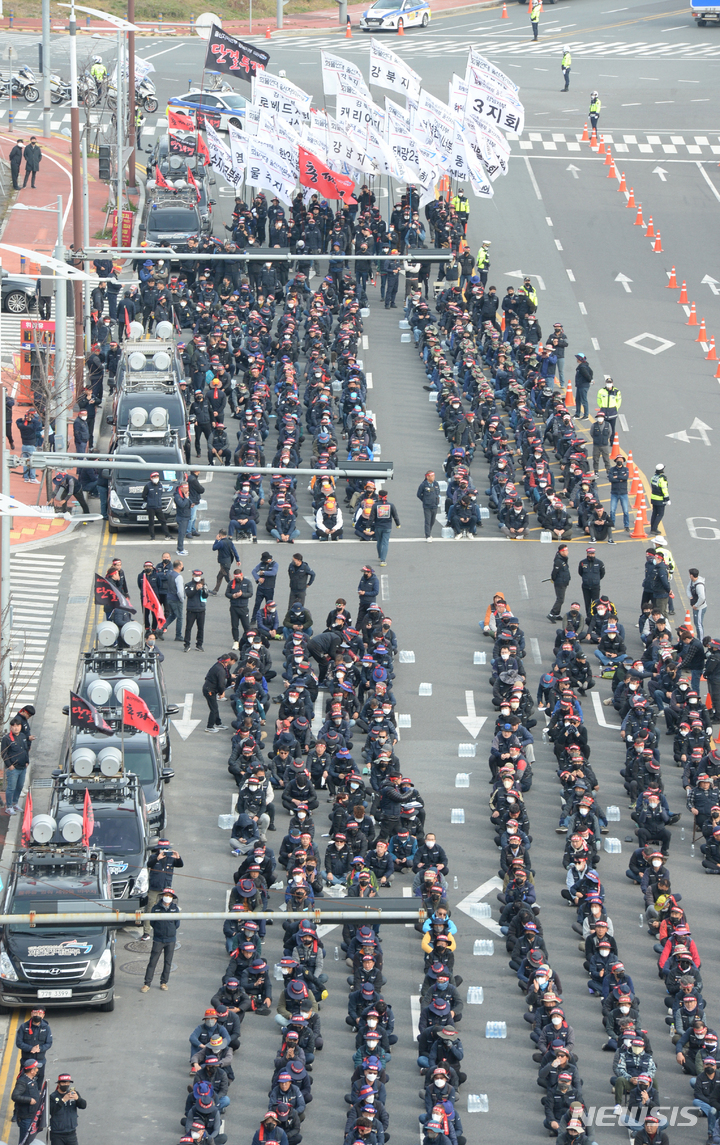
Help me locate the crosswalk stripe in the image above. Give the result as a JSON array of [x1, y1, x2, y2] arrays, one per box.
[[8, 555, 66, 708]]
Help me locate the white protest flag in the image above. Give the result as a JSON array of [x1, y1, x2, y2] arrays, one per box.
[[227, 121, 247, 180], [466, 48, 519, 95], [336, 91, 384, 138], [244, 104, 260, 135], [327, 113, 375, 175], [254, 70, 312, 128], [385, 97, 421, 180], [448, 74, 468, 121], [205, 120, 243, 187], [248, 136, 297, 202], [321, 51, 371, 98], [257, 110, 300, 177], [468, 114, 510, 180], [365, 123, 394, 176], [413, 90, 454, 165], [466, 63, 525, 136], [369, 38, 421, 100], [460, 124, 495, 195]]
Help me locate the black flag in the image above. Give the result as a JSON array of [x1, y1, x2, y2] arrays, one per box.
[[70, 691, 114, 736], [204, 25, 269, 82]]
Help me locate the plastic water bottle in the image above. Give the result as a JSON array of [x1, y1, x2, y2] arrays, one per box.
[[681, 827, 685, 841], [451, 808, 465, 824], [468, 1094, 489, 1113], [474, 939, 494, 956], [468, 902, 491, 920], [467, 986, 484, 1004], [690, 844, 695, 858], [639, 913, 644, 927], [485, 1021, 507, 1038], [606, 806, 621, 821], [334, 946, 339, 960], [453, 876, 459, 890], [274, 963, 284, 981]]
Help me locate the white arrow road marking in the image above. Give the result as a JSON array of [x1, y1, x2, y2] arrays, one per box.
[[456, 876, 504, 936], [615, 272, 633, 292], [652, 165, 668, 181], [702, 274, 720, 296], [457, 691, 487, 739], [171, 692, 201, 740], [667, 418, 713, 446], [567, 164, 580, 178], [591, 691, 621, 730], [503, 270, 546, 290]]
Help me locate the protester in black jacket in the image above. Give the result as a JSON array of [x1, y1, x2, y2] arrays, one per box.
[[288, 555, 316, 609], [142, 888, 180, 990]]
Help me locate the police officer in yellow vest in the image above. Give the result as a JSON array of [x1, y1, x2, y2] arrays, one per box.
[[476, 240, 491, 287], [520, 277, 538, 312], [596, 377, 621, 436], [451, 190, 469, 235], [135, 106, 145, 149], [90, 56, 107, 92], [589, 91, 601, 132], [561, 47, 571, 91], [649, 463, 670, 533], [530, 0, 541, 40]]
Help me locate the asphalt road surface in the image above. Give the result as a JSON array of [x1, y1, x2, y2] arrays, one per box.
[[3, 0, 720, 1142]]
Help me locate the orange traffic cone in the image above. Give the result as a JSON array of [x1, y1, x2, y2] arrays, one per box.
[[607, 156, 617, 178], [590, 129, 598, 150], [634, 203, 644, 226], [696, 316, 708, 341], [618, 171, 626, 192], [582, 121, 589, 141], [653, 232, 663, 252], [667, 266, 677, 289], [397, 19, 404, 32], [630, 466, 640, 497], [678, 280, 688, 304], [626, 449, 635, 475], [687, 302, 698, 326], [639, 494, 651, 528], [598, 135, 606, 155], [707, 336, 717, 361], [265, 25, 271, 36], [684, 608, 694, 629], [645, 216, 655, 238], [502, 1, 508, 15], [715, 359, 720, 379], [706, 691, 714, 711], [345, 18, 352, 35], [564, 379, 574, 409], [604, 146, 612, 166], [630, 506, 647, 540], [633, 485, 645, 512], [610, 432, 620, 460]]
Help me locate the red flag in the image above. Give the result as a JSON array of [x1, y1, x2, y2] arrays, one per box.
[[20, 789, 33, 848], [168, 107, 196, 130], [122, 690, 160, 737], [187, 165, 201, 203], [298, 147, 356, 205], [70, 690, 114, 736], [82, 789, 95, 847], [154, 166, 172, 190], [196, 133, 210, 166], [142, 575, 166, 626]]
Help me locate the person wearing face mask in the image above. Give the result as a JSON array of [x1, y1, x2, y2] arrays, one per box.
[[691, 1056, 720, 1137], [141, 887, 180, 992], [635, 792, 672, 854], [11, 1059, 43, 1145], [141, 472, 171, 541], [184, 570, 209, 653], [16, 1009, 52, 1087], [612, 1036, 656, 1113], [543, 1073, 583, 1136], [577, 548, 606, 625], [141, 839, 184, 941], [48, 1074, 87, 1145]]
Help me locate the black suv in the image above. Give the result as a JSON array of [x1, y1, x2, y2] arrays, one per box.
[[0, 843, 118, 1012], [49, 773, 150, 904], [139, 195, 203, 247], [147, 138, 216, 233], [105, 435, 184, 532], [71, 645, 179, 766]]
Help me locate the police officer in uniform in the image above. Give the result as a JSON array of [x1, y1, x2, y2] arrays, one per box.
[[596, 378, 621, 438], [450, 190, 469, 235], [589, 91, 601, 133], [476, 241, 491, 287], [650, 464, 670, 533], [560, 47, 571, 91]]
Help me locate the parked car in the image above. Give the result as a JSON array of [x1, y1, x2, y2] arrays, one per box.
[[360, 0, 431, 30], [2, 268, 37, 314]]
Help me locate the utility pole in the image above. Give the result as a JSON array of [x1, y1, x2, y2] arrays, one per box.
[[116, 28, 124, 253], [128, 0, 136, 188], [0, 255, 10, 732], [54, 196, 68, 455], [68, 1, 85, 397], [82, 136, 91, 350], [42, 0, 51, 139]]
